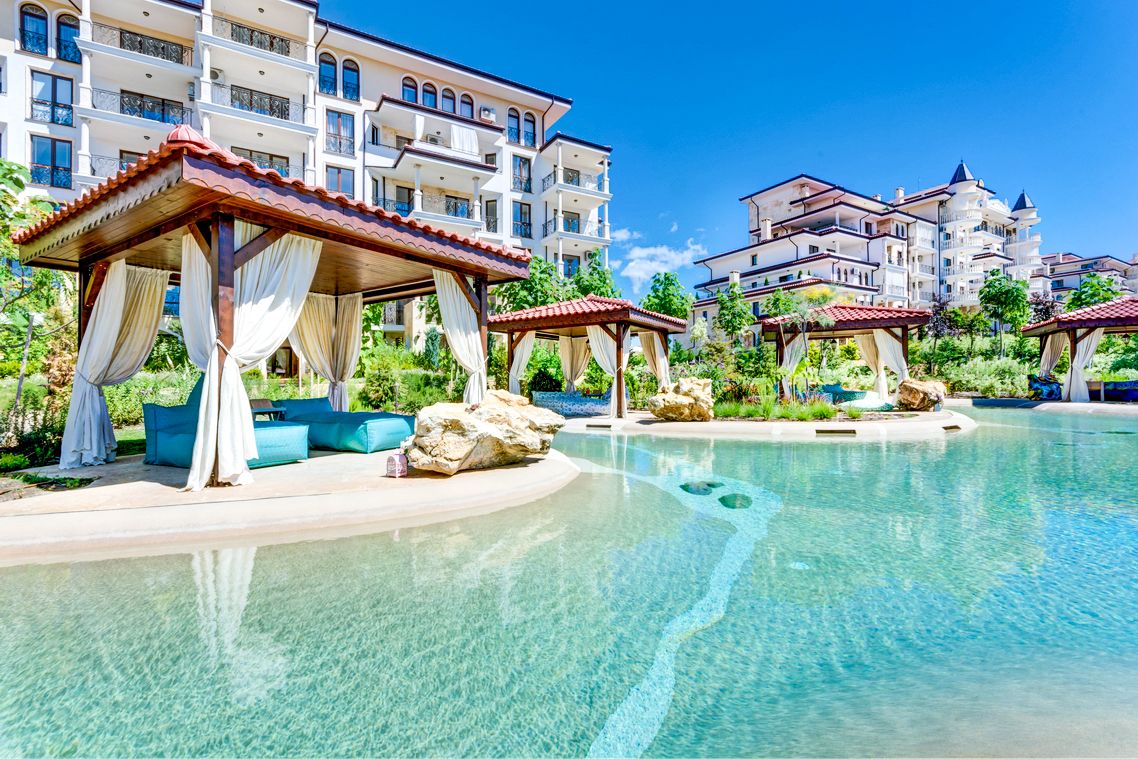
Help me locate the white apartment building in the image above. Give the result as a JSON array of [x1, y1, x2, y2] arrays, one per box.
[[1040, 252, 1138, 300], [691, 162, 1043, 337], [0, 0, 613, 347]]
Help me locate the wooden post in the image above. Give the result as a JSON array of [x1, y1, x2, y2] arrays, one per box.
[[210, 212, 236, 486], [77, 265, 90, 346], [476, 276, 489, 391], [901, 327, 910, 365], [615, 323, 626, 418], [506, 330, 515, 389], [775, 332, 786, 400]]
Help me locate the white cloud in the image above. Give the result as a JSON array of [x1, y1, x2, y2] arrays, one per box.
[[619, 238, 706, 294], [668, 221, 679, 233], [610, 227, 642, 244], [608, 258, 622, 269]]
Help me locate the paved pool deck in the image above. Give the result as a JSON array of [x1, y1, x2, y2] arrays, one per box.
[[0, 449, 579, 567], [945, 397, 1138, 416]]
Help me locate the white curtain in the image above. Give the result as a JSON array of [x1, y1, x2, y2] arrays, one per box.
[[413, 113, 426, 141], [855, 332, 888, 400], [60, 261, 170, 468], [641, 332, 671, 386], [289, 293, 362, 412], [779, 333, 807, 397], [192, 547, 256, 666], [432, 270, 486, 404], [451, 124, 479, 155], [874, 328, 909, 398], [1040, 332, 1067, 377], [508, 331, 536, 395], [184, 223, 322, 491], [586, 324, 628, 417], [558, 336, 591, 393], [1063, 327, 1104, 403]]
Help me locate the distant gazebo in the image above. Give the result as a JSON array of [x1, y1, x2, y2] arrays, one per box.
[[488, 295, 687, 417], [1021, 296, 1138, 402]]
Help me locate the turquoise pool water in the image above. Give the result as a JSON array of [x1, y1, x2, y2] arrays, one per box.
[[2, 408, 1137, 757]]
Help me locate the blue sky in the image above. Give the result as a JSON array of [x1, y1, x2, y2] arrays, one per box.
[[324, 0, 1138, 297]]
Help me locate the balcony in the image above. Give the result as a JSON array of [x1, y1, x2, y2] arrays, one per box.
[[30, 164, 72, 189], [420, 193, 475, 221], [884, 285, 908, 297], [20, 29, 48, 56], [30, 98, 74, 127], [540, 169, 610, 196], [374, 198, 414, 216], [211, 16, 306, 62], [944, 209, 982, 223], [915, 263, 935, 275], [208, 83, 306, 125], [507, 127, 537, 147], [89, 89, 193, 127], [943, 266, 982, 277], [512, 174, 532, 193], [513, 221, 533, 239], [325, 134, 355, 156], [89, 154, 135, 177], [88, 23, 194, 67], [233, 155, 302, 178], [542, 216, 606, 240], [909, 235, 936, 250], [917, 290, 935, 301], [58, 37, 81, 63]]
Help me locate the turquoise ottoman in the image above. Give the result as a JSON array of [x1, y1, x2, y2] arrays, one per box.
[[273, 398, 415, 453]]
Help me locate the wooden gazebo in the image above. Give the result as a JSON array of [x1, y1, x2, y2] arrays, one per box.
[[488, 295, 687, 417], [758, 303, 930, 362]]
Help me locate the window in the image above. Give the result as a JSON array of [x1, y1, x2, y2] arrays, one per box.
[[394, 185, 413, 215], [401, 76, 417, 103], [484, 198, 498, 233], [750, 254, 757, 266], [57, 14, 80, 63], [512, 201, 531, 238], [440, 88, 455, 113], [562, 210, 581, 233], [512, 155, 531, 192], [342, 60, 359, 101], [119, 149, 143, 171], [30, 71, 72, 126], [562, 255, 581, 277], [460, 94, 474, 119], [369, 124, 380, 146], [422, 83, 437, 109], [522, 112, 536, 147], [325, 166, 354, 197], [701, 311, 708, 320], [232, 147, 290, 176], [483, 152, 496, 167], [318, 53, 337, 95], [30, 135, 70, 188], [325, 109, 354, 154], [507, 108, 520, 143], [808, 245, 819, 254], [394, 134, 412, 150], [20, 5, 48, 55]]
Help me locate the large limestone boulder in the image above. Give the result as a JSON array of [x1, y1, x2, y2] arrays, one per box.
[[646, 378, 715, 422], [896, 378, 947, 411], [402, 390, 566, 475]]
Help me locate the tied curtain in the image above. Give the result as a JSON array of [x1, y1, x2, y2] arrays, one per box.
[[641, 332, 671, 386], [586, 325, 628, 417], [432, 270, 486, 404], [1063, 327, 1104, 403], [507, 331, 536, 395], [779, 333, 807, 397], [558, 336, 591, 393], [183, 223, 322, 491], [60, 261, 169, 468], [855, 333, 889, 400], [289, 293, 363, 412], [1040, 332, 1067, 377], [874, 329, 909, 395]]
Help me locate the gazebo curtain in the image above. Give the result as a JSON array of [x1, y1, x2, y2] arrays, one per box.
[[874, 329, 909, 391], [1063, 328, 1104, 403], [192, 546, 256, 665], [558, 336, 591, 393], [855, 333, 889, 400], [1040, 333, 1067, 377], [183, 223, 322, 491], [433, 270, 486, 404], [289, 293, 363, 412], [586, 325, 628, 417], [779, 333, 807, 397], [60, 261, 170, 468], [641, 332, 671, 386], [508, 331, 536, 395]]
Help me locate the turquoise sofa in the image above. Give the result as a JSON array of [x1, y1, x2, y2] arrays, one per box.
[[272, 398, 415, 454], [142, 376, 310, 469]]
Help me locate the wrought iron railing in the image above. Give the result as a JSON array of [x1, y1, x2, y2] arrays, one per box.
[[212, 16, 304, 60], [90, 154, 135, 177], [20, 29, 48, 55], [234, 155, 300, 177], [92, 88, 193, 125], [918, 291, 935, 301], [325, 134, 355, 155], [30, 164, 71, 189], [382, 302, 405, 326], [58, 38, 81, 63], [375, 198, 414, 216], [484, 215, 498, 233], [30, 98, 73, 126], [512, 221, 532, 238], [915, 263, 935, 275], [318, 74, 336, 96], [92, 23, 194, 66], [541, 169, 606, 192], [210, 83, 304, 123], [542, 217, 602, 237], [420, 193, 474, 219], [343, 81, 359, 101], [507, 127, 536, 147], [511, 174, 531, 193]]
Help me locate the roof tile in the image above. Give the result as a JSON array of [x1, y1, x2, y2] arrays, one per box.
[[489, 294, 688, 328]]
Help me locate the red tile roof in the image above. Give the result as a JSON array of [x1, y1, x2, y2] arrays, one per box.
[[761, 303, 930, 332], [13, 125, 529, 264], [1021, 296, 1138, 336], [489, 294, 688, 329]]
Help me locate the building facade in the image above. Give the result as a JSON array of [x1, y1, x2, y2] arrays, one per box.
[[0, 0, 612, 344], [691, 162, 1043, 338], [1039, 252, 1138, 300]]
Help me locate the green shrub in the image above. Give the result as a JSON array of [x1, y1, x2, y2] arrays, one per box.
[[713, 401, 764, 419], [395, 370, 453, 413], [0, 361, 22, 378], [4, 405, 67, 467], [844, 405, 863, 419], [939, 357, 1031, 397], [528, 367, 562, 392], [0, 452, 30, 472]]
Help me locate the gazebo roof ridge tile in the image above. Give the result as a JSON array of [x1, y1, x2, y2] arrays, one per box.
[[1021, 296, 1138, 335], [488, 293, 688, 329]]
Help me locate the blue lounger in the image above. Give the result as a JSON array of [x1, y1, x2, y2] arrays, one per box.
[[273, 397, 415, 453]]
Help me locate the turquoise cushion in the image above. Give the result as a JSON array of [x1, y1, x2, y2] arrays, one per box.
[[282, 410, 414, 453], [276, 397, 335, 418], [820, 383, 843, 393]]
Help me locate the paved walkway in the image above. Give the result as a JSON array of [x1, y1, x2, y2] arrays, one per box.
[[945, 397, 1138, 416]]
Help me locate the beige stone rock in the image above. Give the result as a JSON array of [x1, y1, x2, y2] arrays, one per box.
[[402, 391, 566, 475], [645, 378, 715, 422], [896, 378, 947, 411]]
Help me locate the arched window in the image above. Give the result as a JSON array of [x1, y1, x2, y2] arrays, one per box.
[[401, 77, 417, 103], [342, 60, 359, 101], [421, 83, 437, 109], [459, 94, 474, 119], [318, 53, 337, 95], [57, 13, 79, 62], [20, 4, 48, 55], [507, 108, 520, 143], [440, 88, 455, 113], [522, 112, 536, 147]]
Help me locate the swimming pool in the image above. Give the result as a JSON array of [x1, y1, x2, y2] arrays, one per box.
[[1, 408, 1136, 757]]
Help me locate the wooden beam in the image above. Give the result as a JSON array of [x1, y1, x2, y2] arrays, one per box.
[[188, 220, 210, 258], [450, 271, 479, 314], [83, 261, 109, 310], [507, 331, 515, 388], [77, 204, 218, 268], [234, 227, 287, 269], [615, 323, 626, 418], [901, 327, 909, 364], [598, 323, 617, 342], [210, 212, 236, 486], [476, 276, 489, 384], [77, 265, 90, 345]]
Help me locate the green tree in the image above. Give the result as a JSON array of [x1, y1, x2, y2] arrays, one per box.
[[713, 282, 752, 345], [494, 257, 577, 312], [688, 316, 708, 355], [639, 272, 693, 319], [1065, 273, 1122, 312], [925, 293, 956, 372], [978, 269, 1029, 356], [760, 286, 835, 390], [571, 250, 620, 299], [1028, 290, 1062, 324], [949, 307, 990, 357]]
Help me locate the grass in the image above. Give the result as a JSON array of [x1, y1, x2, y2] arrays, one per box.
[[714, 398, 838, 421], [115, 426, 146, 457], [844, 405, 864, 420]]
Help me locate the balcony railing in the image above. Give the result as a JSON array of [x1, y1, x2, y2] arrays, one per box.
[[420, 193, 474, 220], [91, 89, 193, 125], [917, 290, 935, 301], [210, 83, 304, 124], [885, 285, 907, 297], [543, 217, 603, 238], [382, 302, 405, 326], [375, 198, 414, 216], [910, 235, 936, 249], [541, 170, 607, 193], [512, 221, 532, 238], [507, 127, 536, 147], [511, 174, 532, 193], [944, 209, 982, 223], [30, 164, 71, 189], [343, 81, 359, 101], [20, 29, 48, 55], [484, 215, 498, 233], [236, 156, 301, 178], [325, 134, 355, 155], [30, 98, 73, 126], [914, 263, 935, 275], [90, 154, 137, 177], [318, 74, 336, 96], [212, 16, 305, 61], [91, 23, 194, 66], [58, 38, 81, 63]]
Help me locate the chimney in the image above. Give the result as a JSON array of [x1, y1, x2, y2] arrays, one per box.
[[872, 193, 882, 201], [895, 187, 905, 200], [729, 270, 740, 286], [760, 217, 772, 240]]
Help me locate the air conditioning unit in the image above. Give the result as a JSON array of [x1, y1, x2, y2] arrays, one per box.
[[209, 68, 225, 85], [423, 134, 442, 146], [479, 106, 496, 123]]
